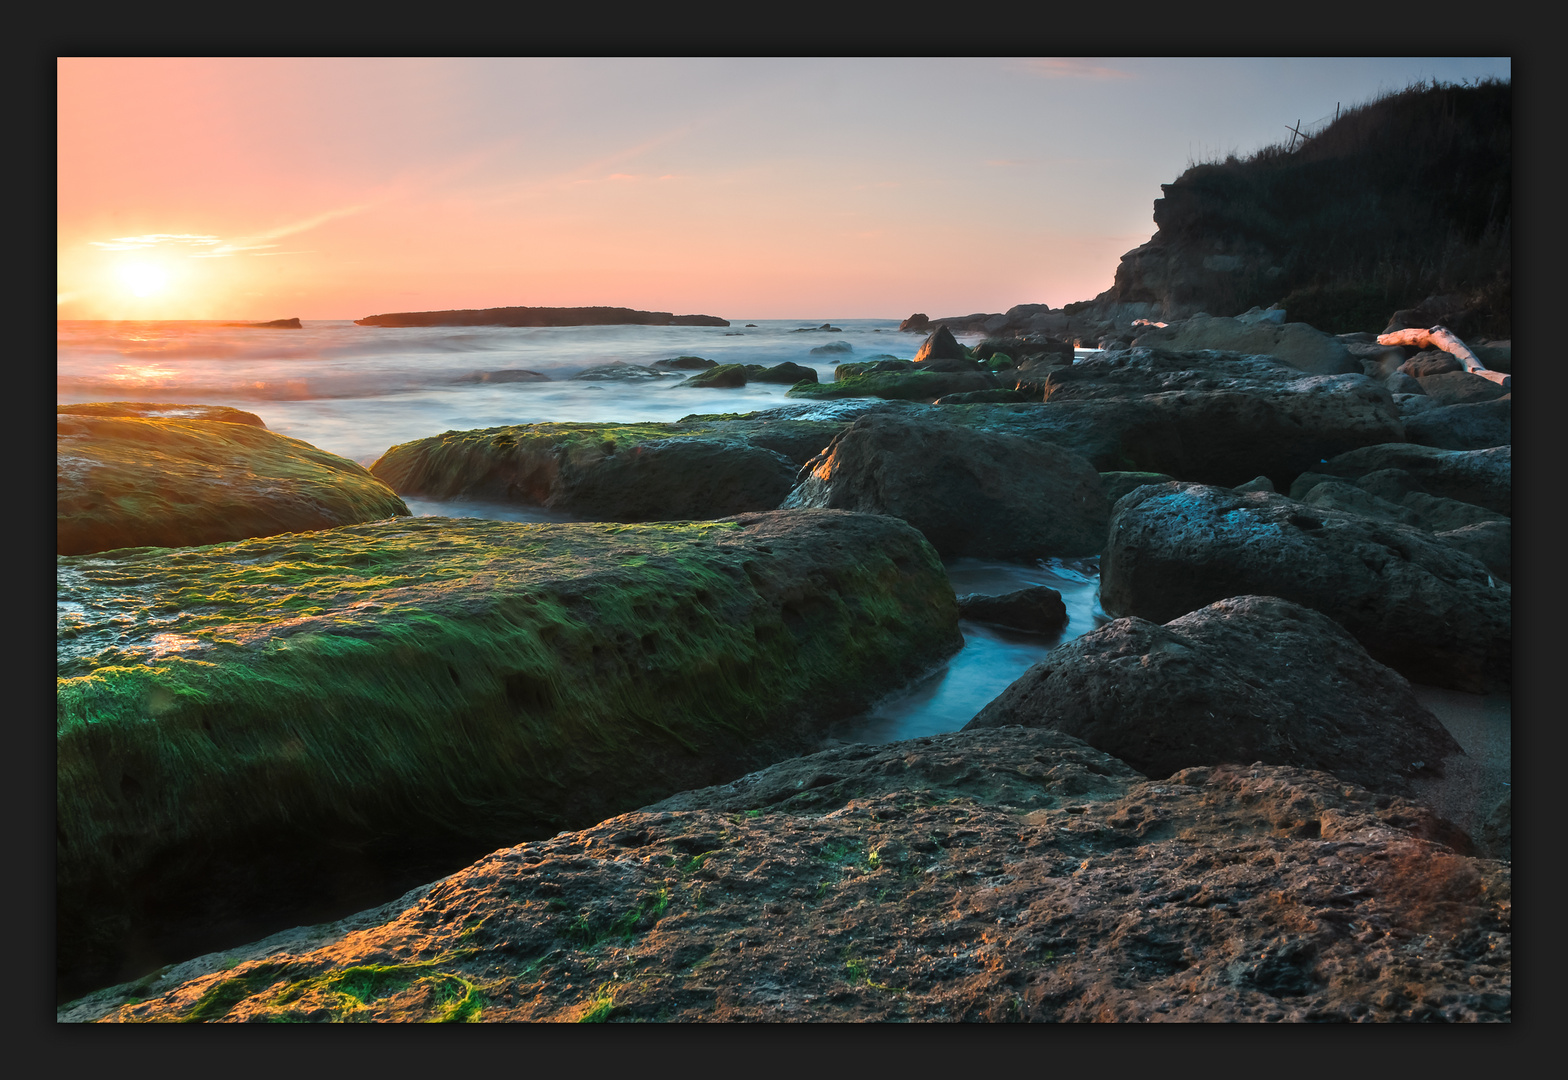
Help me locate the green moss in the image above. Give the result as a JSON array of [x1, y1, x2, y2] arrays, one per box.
[[786, 371, 992, 402], [58, 515, 959, 987]]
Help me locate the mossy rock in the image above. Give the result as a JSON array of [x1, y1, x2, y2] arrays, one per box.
[[58, 412, 409, 556], [370, 419, 848, 520], [786, 370, 998, 402], [56, 510, 961, 997], [682, 364, 748, 388], [57, 401, 268, 427]]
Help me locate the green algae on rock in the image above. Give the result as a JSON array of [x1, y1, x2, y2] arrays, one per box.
[[58, 411, 410, 556], [785, 369, 998, 403], [56, 509, 960, 999], [369, 417, 850, 520]]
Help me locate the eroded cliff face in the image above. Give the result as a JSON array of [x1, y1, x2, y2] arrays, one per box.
[[1082, 80, 1511, 337]]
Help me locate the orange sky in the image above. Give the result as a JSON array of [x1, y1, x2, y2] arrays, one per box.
[[57, 57, 1512, 322]]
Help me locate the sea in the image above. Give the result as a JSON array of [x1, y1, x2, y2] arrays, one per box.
[[57, 317, 1109, 745]]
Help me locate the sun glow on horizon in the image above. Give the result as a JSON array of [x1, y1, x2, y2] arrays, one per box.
[[118, 260, 172, 298]]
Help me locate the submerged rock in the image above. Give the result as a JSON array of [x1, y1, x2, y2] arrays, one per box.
[[66, 729, 1509, 1023], [57, 412, 409, 556], [956, 586, 1069, 634], [1100, 483, 1510, 692], [966, 595, 1462, 795], [55, 509, 962, 1000], [782, 412, 1110, 559], [787, 368, 998, 402]]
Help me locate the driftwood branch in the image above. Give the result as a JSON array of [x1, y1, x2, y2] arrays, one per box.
[[1379, 324, 1511, 387], [1377, 325, 1511, 387]]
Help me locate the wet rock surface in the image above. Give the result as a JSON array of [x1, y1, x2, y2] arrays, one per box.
[[369, 417, 852, 521], [66, 729, 1509, 1023], [782, 412, 1110, 559], [1100, 483, 1510, 693], [56, 509, 961, 1001], [956, 586, 1069, 634], [57, 411, 410, 556], [965, 596, 1462, 798]]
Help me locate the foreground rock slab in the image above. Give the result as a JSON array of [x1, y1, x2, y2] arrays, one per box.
[[966, 596, 1463, 798], [1100, 484, 1510, 693], [56, 510, 960, 999], [69, 729, 1509, 1023], [57, 411, 410, 556]]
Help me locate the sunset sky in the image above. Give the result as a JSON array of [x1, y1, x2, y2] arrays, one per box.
[[57, 57, 1512, 322]]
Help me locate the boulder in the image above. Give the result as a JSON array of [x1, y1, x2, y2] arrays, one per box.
[[956, 586, 1068, 634], [1435, 520, 1511, 582], [898, 313, 931, 333], [1401, 398, 1510, 451], [653, 356, 718, 371], [786, 368, 998, 402], [1399, 349, 1463, 378], [571, 363, 671, 381], [56, 401, 267, 428], [1100, 483, 1510, 692], [809, 342, 854, 356], [683, 364, 749, 388], [1415, 371, 1511, 406], [1133, 313, 1360, 375], [781, 413, 1109, 559], [966, 595, 1462, 795], [933, 389, 1031, 405], [55, 509, 962, 999], [746, 362, 819, 384], [371, 420, 821, 521], [1289, 444, 1510, 517], [913, 326, 968, 364], [70, 728, 1509, 1024], [449, 369, 550, 384], [1100, 470, 1178, 505], [57, 413, 409, 556], [963, 348, 1406, 490]]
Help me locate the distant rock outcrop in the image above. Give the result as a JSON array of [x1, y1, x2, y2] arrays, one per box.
[[354, 306, 729, 328]]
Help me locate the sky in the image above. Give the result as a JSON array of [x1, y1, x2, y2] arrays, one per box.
[[56, 57, 1512, 322]]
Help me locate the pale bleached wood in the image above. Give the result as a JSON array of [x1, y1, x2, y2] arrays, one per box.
[[1376, 325, 1511, 386]]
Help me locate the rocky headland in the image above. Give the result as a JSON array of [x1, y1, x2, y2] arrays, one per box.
[[57, 80, 1511, 1022]]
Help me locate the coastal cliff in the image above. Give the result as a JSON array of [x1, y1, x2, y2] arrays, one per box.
[[920, 79, 1510, 343]]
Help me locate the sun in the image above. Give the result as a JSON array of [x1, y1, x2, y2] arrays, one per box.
[[118, 260, 171, 298]]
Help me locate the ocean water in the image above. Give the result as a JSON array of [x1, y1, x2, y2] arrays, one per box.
[[57, 318, 1097, 741]]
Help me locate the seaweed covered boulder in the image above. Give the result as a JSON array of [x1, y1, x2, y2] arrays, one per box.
[[370, 417, 851, 522], [966, 595, 1462, 795], [781, 412, 1109, 559], [57, 401, 268, 427], [55, 509, 961, 999], [57, 411, 409, 556], [786, 362, 998, 403], [68, 729, 1509, 1024], [1100, 483, 1510, 692]]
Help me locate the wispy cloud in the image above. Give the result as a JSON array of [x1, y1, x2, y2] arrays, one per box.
[[90, 234, 220, 252], [1017, 58, 1134, 80], [88, 205, 371, 260]]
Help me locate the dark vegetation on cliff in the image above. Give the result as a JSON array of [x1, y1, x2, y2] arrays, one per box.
[[1087, 79, 1510, 336]]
